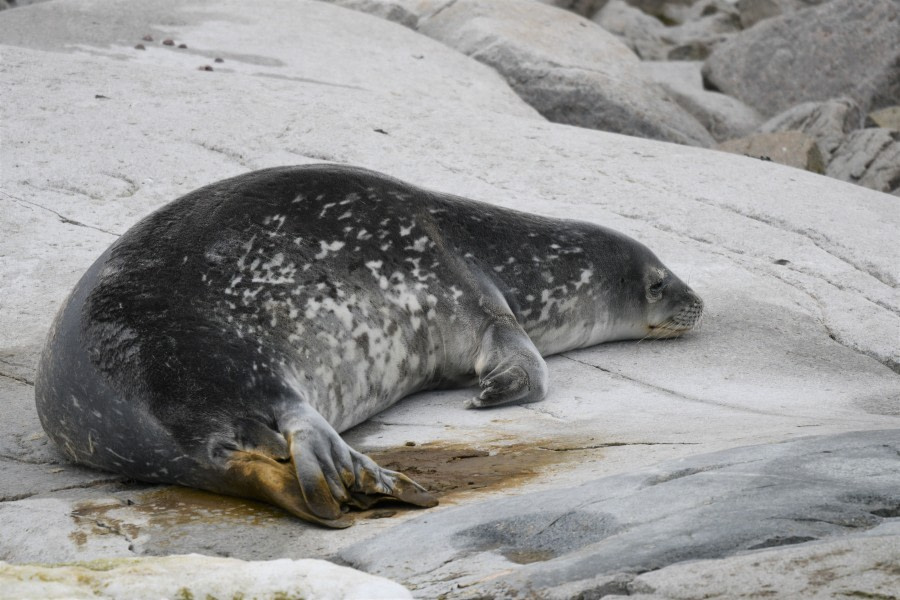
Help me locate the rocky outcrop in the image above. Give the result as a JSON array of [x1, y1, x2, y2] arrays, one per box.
[[415, 0, 715, 145], [827, 128, 900, 194], [703, 0, 900, 117], [643, 60, 762, 141], [758, 97, 863, 160]]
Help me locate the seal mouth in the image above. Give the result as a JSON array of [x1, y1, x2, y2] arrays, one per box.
[[646, 323, 693, 339], [646, 297, 704, 340]]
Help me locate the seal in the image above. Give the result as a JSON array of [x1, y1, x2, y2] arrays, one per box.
[[35, 164, 703, 527]]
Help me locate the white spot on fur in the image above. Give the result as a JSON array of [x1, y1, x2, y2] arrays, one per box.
[[315, 240, 345, 260]]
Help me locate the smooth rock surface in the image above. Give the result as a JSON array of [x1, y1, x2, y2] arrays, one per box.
[[0, 555, 412, 599], [414, 0, 716, 146], [717, 130, 825, 173], [339, 430, 900, 598], [1, 0, 899, 597], [703, 0, 900, 117], [826, 128, 900, 194], [609, 526, 900, 599], [643, 60, 762, 141], [758, 96, 863, 160]]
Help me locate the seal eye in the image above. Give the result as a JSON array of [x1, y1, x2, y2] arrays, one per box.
[[647, 279, 666, 302]]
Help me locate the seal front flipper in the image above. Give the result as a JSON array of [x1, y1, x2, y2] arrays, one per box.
[[466, 316, 549, 409], [274, 403, 436, 524]]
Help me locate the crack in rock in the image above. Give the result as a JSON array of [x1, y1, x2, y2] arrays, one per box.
[[559, 354, 781, 417], [1, 189, 121, 237]]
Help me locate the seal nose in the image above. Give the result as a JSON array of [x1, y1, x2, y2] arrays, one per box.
[[673, 293, 704, 330]]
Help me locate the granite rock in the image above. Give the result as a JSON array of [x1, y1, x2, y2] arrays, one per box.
[[736, 0, 827, 28], [758, 96, 863, 160], [867, 106, 900, 130], [827, 128, 900, 194], [643, 60, 762, 141], [536, 0, 610, 17], [593, 0, 670, 60], [703, 0, 900, 117], [416, 0, 715, 145], [717, 131, 826, 173]]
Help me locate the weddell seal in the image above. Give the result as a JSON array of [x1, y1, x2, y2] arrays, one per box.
[[35, 164, 703, 527]]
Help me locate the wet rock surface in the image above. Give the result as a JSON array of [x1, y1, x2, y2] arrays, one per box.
[[1, 0, 899, 597]]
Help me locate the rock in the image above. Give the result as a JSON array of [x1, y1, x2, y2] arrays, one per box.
[[0, 555, 412, 599], [593, 0, 670, 60], [736, 0, 827, 28], [717, 131, 825, 173], [327, 0, 420, 27], [661, 0, 742, 60], [416, 0, 715, 146], [339, 430, 900, 598], [615, 530, 900, 599], [758, 96, 863, 160], [867, 106, 900, 130], [703, 0, 900, 117], [598, 0, 741, 61], [623, 0, 695, 20], [643, 61, 762, 141], [536, 0, 610, 17], [827, 128, 900, 194]]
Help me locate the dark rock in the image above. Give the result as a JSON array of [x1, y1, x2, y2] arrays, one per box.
[[703, 0, 900, 117]]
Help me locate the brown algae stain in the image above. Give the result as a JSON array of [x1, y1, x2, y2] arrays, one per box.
[[366, 437, 604, 499], [69, 488, 289, 546], [69, 437, 607, 539]]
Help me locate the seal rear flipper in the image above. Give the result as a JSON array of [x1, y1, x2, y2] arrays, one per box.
[[279, 404, 438, 522], [222, 450, 352, 529]]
